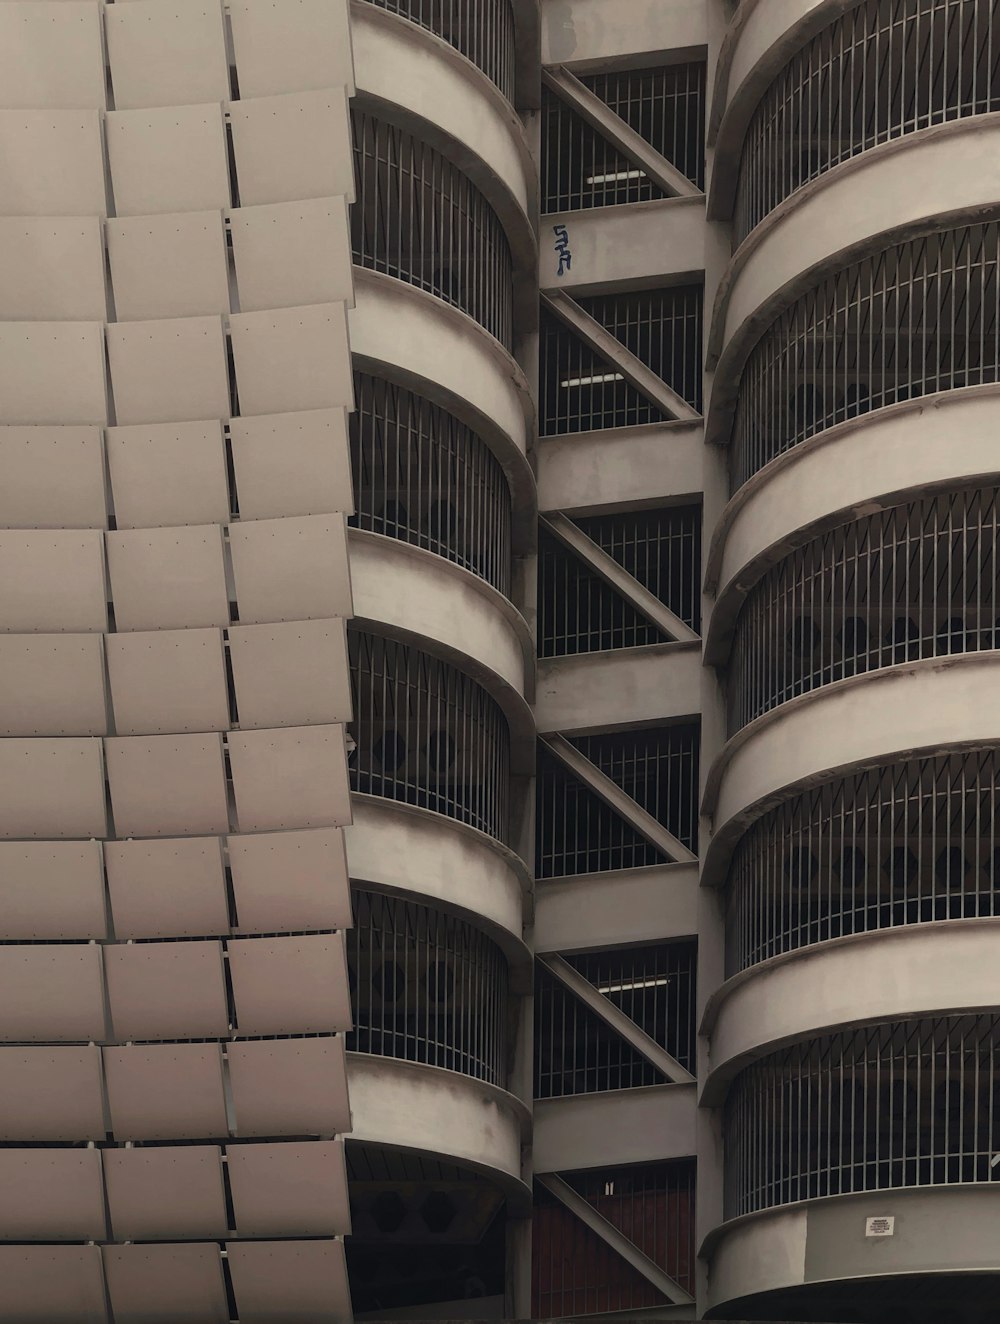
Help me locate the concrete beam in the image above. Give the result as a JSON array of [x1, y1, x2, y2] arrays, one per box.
[[533, 861, 698, 954], [542, 66, 701, 200], [535, 642, 703, 736], [542, 731, 698, 864], [543, 289, 701, 423], [538, 1173, 696, 1307], [540, 952, 695, 1084], [534, 1082, 698, 1173], [536, 420, 704, 514]]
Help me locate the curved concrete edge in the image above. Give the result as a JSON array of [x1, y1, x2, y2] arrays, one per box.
[[708, 0, 860, 217], [345, 1052, 532, 1212], [351, 1, 536, 268], [702, 654, 1000, 884], [704, 1186, 1000, 1316], [706, 116, 1000, 442], [704, 386, 1000, 662], [345, 794, 531, 973], [348, 528, 535, 769], [701, 920, 1000, 1104], [348, 268, 537, 549]]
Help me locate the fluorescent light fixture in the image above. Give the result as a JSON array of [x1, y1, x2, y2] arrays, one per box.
[[586, 168, 646, 184], [597, 975, 672, 994], [559, 372, 624, 388]]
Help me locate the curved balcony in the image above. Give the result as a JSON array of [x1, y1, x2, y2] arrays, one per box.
[[732, 0, 1000, 244], [358, 0, 516, 103], [726, 749, 1000, 976], [726, 483, 1000, 733], [347, 886, 510, 1087], [348, 627, 511, 846], [349, 370, 513, 598], [351, 108, 514, 349]]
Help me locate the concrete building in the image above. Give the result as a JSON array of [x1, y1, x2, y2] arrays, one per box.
[[2, 0, 1000, 1320]]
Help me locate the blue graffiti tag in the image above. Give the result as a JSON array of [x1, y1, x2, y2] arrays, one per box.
[[553, 224, 572, 277]]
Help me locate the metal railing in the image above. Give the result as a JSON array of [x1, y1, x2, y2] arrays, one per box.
[[538, 506, 701, 657], [534, 942, 696, 1099], [539, 288, 703, 436], [726, 751, 1000, 975], [535, 726, 700, 879], [351, 109, 514, 349], [532, 1161, 696, 1316], [348, 628, 511, 844], [359, 0, 516, 102], [349, 372, 512, 597], [732, 221, 1000, 490], [541, 63, 705, 214], [726, 485, 1000, 732], [725, 1014, 1000, 1217], [346, 887, 509, 1085], [734, 0, 1000, 244]]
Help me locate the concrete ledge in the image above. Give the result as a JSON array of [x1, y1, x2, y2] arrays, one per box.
[[541, 0, 707, 69], [533, 861, 698, 954], [533, 1081, 696, 1173], [537, 421, 703, 514], [535, 641, 701, 734]]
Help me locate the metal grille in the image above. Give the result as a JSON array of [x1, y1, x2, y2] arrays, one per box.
[[732, 221, 1000, 489], [532, 1161, 696, 1316], [358, 0, 515, 102], [727, 485, 1000, 732], [535, 726, 700, 879], [541, 86, 666, 214], [537, 528, 669, 658], [735, 0, 1000, 244], [346, 887, 509, 1085], [575, 505, 702, 635], [580, 64, 706, 190], [351, 109, 514, 349], [576, 287, 703, 415], [567, 941, 697, 1073], [727, 751, 1000, 975], [538, 307, 668, 437], [725, 1014, 1000, 1217], [348, 628, 511, 843], [349, 372, 512, 597]]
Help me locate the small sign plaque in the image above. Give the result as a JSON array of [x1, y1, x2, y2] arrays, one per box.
[[865, 1216, 894, 1237]]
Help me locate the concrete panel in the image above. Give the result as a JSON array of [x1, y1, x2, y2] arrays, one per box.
[[107, 211, 230, 321], [0, 840, 106, 940], [0, 1, 105, 110], [105, 420, 229, 530], [107, 315, 230, 426], [345, 796, 526, 949], [226, 1240, 351, 1324], [0, 217, 105, 320], [0, 321, 107, 425], [229, 303, 353, 416], [533, 1082, 697, 1173], [537, 421, 703, 513], [0, 737, 107, 839], [229, 0, 353, 98], [0, 1045, 105, 1141], [535, 642, 701, 733], [106, 104, 230, 217], [228, 827, 351, 934], [107, 628, 229, 735], [706, 1205, 807, 1312], [227, 1140, 350, 1235], [104, 1145, 228, 1240], [228, 514, 352, 624], [229, 619, 352, 729], [541, 0, 707, 65], [230, 197, 352, 312], [106, 525, 229, 631], [539, 198, 705, 293], [0, 1246, 108, 1323], [229, 408, 353, 519], [0, 943, 106, 1042], [103, 1042, 229, 1141], [228, 88, 354, 206], [103, 1244, 229, 1324], [105, 733, 230, 836], [347, 1053, 528, 1199], [0, 634, 107, 736], [105, 836, 230, 940], [0, 109, 106, 216], [0, 529, 106, 633], [228, 933, 352, 1034], [105, 0, 228, 110], [0, 426, 106, 530], [104, 940, 229, 1040], [534, 862, 698, 954], [228, 1036, 351, 1137], [705, 922, 1000, 1099]]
